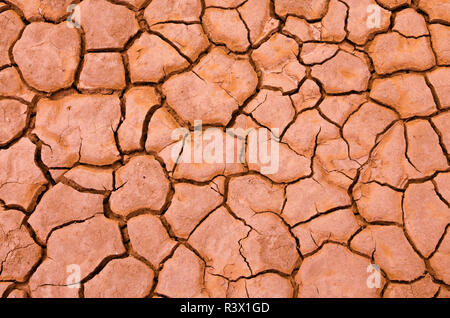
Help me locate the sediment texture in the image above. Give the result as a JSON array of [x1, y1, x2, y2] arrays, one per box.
[[0, 0, 449, 298]]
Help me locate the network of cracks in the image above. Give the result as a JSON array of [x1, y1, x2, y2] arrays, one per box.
[[0, 0, 449, 298]]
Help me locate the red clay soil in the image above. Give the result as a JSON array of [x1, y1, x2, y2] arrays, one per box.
[[0, 0, 449, 298]]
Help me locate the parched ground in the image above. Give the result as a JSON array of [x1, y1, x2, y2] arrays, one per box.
[[0, 0, 449, 298]]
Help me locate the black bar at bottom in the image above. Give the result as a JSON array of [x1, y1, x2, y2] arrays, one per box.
[[0, 298, 447, 315]]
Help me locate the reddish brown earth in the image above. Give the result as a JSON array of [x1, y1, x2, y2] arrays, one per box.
[[0, 0, 449, 298]]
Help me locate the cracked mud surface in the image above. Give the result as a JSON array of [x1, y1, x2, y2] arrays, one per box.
[[0, 0, 449, 298]]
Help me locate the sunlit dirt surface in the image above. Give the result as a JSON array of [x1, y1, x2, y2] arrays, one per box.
[[0, 0, 449, 298]]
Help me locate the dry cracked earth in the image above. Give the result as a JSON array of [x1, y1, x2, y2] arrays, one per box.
[[0, 0, 449, 299]]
